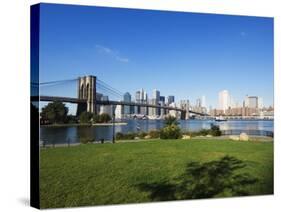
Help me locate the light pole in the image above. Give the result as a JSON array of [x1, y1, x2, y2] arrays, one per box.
[[112, 105, 116, 143]]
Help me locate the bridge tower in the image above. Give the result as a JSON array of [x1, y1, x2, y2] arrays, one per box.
[[180, 101, 190, 120], [77, 75, 97, 116]]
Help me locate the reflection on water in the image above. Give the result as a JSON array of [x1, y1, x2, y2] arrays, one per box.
[[217, 120, 274, 131], [40, 119, 273, 144]]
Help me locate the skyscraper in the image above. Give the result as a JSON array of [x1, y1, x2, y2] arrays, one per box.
[[159, 96, 165, 103], [244, 95, 249, 107], [135, 88, 147, 115], [115, 105, 123, 119], [100, 95, 112, 115], [248, 96, 258, 108], [159, 96, 165, 116], [152, 89, 160, 102], [135, 90, 141, 114], [201, 95, 206, 108], [218, 90, 231, 112], [168, 96, 175, 105], [258, 97, 263, 109], [123, 92, 131, 116], [135, 91, 141, 103], [152, 89, 160, 116], [196, 98, 202, 108]]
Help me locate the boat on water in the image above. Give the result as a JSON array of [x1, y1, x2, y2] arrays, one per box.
[[215, 116, 227, 122]]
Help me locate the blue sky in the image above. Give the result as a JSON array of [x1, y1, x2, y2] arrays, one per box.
[[39, 3, 274, 109]]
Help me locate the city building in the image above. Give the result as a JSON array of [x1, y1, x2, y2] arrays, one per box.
[[160, 96, 165, 103], [159, 96, 165, 116], [135, 90, 141, 103], [135, 89, 147, 115], [151, 89, 160, 116], [123, 92, 131, 117], [100, 95, 112, 116], [152, 89, 160, 102], [201, 95, 206, 108], [148, 99, 154, 118], [196, 98, 202, 108], [96, 92, 103, 114], [168, 95, 175, 105], [218, 90, 231, 112], [168, 102, 179, 118], [115, 105, 123, 119], [159, 101, 165, 117], [141, 90, 148, 115], [248, 96, 259, 108], [258, 97, 264, 109]]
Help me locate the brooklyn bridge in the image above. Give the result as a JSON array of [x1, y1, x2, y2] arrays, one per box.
[[31, 75, 208, 119]]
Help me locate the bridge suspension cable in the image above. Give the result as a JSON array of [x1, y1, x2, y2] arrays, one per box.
[[96, 84, 123, 98], [35, 76, 126, 100], [96, 79, 124, 99], [96, 79, 124, 96], [39, 78, 78, 87]]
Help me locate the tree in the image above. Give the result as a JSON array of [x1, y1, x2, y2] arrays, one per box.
[[160, 115, 181, 139], [160, 124, 182, 139], [66, 115, 78, 124], [41, 101, 68, 124], [210, 124, 222, 136], [98, 113, 111, 123], [79, 111, 93, 123]]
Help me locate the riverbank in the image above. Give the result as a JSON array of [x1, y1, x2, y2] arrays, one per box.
[[40, 119, 273, 143], [40, 139, 273, 208], [40, 135, 273, 147]]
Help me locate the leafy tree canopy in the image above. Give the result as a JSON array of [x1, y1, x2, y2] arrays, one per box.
[[79, 111, 93, 123], [41, 101, 68, 124]]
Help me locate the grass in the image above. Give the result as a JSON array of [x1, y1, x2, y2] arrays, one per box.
[[40, 139, 273, 208]]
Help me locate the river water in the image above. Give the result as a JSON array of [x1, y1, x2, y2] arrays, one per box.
[[40, 119, 274, 145]]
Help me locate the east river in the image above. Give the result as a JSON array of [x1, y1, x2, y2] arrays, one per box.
[[40, 119, 274, 145]]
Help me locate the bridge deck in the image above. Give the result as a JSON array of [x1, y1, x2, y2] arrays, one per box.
[[31, 95, 208, 116]]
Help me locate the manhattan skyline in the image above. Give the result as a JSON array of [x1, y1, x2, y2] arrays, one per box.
[[39, 4, 274, 108]]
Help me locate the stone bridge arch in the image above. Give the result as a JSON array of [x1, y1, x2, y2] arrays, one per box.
[[77, 75, 96, 116]]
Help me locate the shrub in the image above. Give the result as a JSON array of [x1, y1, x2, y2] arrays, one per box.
[[164, 115, 179, 126], [198, 129, 209, 136], [149, 130, 160, 138], [138, 131, 148, 139], [160, 125, 182, 139], [116, 132, 124, 140], [126, 132, 137, 140], [92, 113, 111, 123], [79, 137, 94, 144], [116, 132, 136, 140], [182, 126, 221, 137], [92, 114, 99, 123], [210, 124, 221, 136]]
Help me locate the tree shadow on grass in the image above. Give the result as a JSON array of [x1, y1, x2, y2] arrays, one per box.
[[136, 156, 258, 201], [138, 181, 177, 201]]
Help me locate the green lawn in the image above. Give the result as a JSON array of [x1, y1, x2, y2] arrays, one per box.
[[40, 139, 273, 208]]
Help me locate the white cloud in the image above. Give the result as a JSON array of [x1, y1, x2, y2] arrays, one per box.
[[240, 31, 246, 36], [95, 45, 129, 63], [116, 56, 129, 63]]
